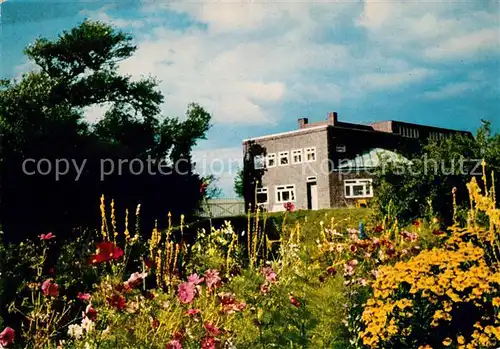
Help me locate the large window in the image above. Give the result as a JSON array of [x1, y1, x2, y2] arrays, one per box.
[[344, 179, 373, 199], [398, 126, 419, 139], [256, 187, 268, 204], [304, 147, 316, 162], [278, 151, 289, 166], [266, 153, 276, 168], [254, 155, 265, 169], [275, 184, 296, 203], [291, 149, 303, 164]]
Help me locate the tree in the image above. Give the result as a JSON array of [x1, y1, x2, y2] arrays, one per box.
[[373, 121, 500, 226], [0, 20, 211, 240], [233, 168, 244, 199]]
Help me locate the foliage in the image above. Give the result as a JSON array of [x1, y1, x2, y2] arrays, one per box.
[[233, 168, 244, 199], [0, 20, 211, 241], [373, 121, 500, 226]]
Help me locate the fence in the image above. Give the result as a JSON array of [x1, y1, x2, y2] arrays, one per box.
[[200, 198, 246, 218]]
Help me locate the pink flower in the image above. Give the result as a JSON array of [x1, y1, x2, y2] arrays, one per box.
[[125, 272, 148, 289], [77, 292, 91, 301], [41, 279, 59, 297], [217, 292, 246, 314], [201, 336, 216, 349], [283, 202, 295, 212], [187, 273, 204, 285], [204, 269, 221, 290], [166, 339, 182, 349], [177, 282, 196, 304], [184, 308, 201, 316], [40, 232, 55, 240], [261, 267, 277, 283], [401, 230, 418, 242], [204, 322, 221, 336], [0, 327, 15, 347], [107, 295, 126, 310]]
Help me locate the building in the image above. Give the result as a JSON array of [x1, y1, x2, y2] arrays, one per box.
[[242, 112, 472, 212]]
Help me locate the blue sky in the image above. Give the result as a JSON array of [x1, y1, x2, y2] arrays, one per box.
[[2, 0, 500, 195]]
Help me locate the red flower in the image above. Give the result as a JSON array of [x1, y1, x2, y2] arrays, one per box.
[[144, 257, 155, 269], [77, 292, 91, 301], [177, 282, 196, 304], [41, 279, 59, 297], [107, 295, 126, 310], [84, 305, 97, 320], [373, 225, 384, 233], [201, 336, 216, 349], [283, 202, 295, 212], [184, 308, 201, 316], [326, 266, 337, 276], [204, 322, 221, 336], [0, 327, 15, 347], [166, 339, 182, 349], [432, 230, 446, 236], [89, 241, 124, 264], [200, 181, 209, 195], [412, 220, 420, 227], [152, 318, 160, 329], [289, 294, 300, 308], [40, 232, 55, 240]]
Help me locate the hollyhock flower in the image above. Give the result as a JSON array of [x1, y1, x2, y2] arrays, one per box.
[[77, 292, 91, 301], [204, 322, 221, 336], [289, 295, 301, 308], [0, 327, 15, 347], [40, 232, 55, 240], [107, 295, 126, 310], [84, 305, 97, 321], [166, 339, 182, 349], [184, 308, 201, 316], [187, 273, 204, 285], [283, 202, 295, 212], [178, 282, 196, 304], [204, 269, 221, 290], [41, 279, 59, 297], [88, 241, 124, 264], [201, 336, 216, 349], [261, 266, 277, 283], [124, 272, 148, 289]]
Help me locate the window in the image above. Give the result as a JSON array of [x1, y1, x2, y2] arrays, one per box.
[[266, 153, 276, 168], [336, 144, 346, 153], [254, 155, 265, 169], [291, 149, 303, 164], [344, 179, 373, 199], [398, 126, 419, 139], [278, 151, 289, 166], [304, 147, 316, 162], [256, 187, 268, 204], [275, 185, 296, 203]]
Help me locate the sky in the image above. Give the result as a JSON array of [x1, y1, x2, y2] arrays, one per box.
[[1, 0, 500, 195]]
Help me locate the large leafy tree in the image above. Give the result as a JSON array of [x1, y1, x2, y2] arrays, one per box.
[[0, 20, 211, 240], [373, 121, 500, 226]]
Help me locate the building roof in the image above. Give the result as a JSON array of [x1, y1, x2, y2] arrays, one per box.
[[337, 148, 411, 169]]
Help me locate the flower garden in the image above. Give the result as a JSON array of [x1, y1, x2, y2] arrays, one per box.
[[1, 170, 500, 349]]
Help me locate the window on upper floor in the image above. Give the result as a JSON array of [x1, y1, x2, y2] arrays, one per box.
[[344, 179, 373, 199], [304, 147, 316, 162], [254, 155, 265, 169], [256, 187, 268, 204], [291, 149, 303, 164], [278, 151, 289, 166], [266, 153, 276, 168], [397, 125, 419, 138], [275, 184, 296, 203]]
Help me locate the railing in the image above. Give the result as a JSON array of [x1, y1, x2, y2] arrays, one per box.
[[200, 198, 245, 218]]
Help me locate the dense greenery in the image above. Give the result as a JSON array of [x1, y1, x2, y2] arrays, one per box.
[[0, 21, 211, 241], [373, 121, 500, 225]]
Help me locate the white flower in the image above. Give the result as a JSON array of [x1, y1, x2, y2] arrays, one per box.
[[81, 317, 95, 333], [68, 324, 83, 339]]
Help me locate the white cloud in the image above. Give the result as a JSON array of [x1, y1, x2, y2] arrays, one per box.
[[356, 68, 431, 90], [80, 6, 144, 29], [425, 28, 500, 60]]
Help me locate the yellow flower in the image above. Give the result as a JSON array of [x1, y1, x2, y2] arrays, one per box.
[[442, 338, 452, 346]]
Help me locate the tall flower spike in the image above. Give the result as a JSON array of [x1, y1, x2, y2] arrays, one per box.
[[111, 199, 118, 240], [124, 208, 130, 241], [100, 195, 108, 240]]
